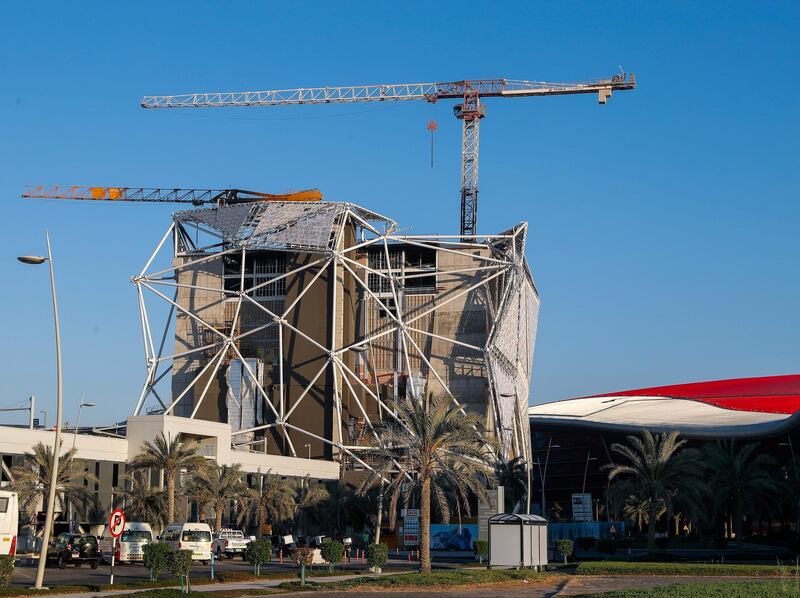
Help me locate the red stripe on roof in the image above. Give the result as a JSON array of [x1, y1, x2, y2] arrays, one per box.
[[589, 374, 800, 415]]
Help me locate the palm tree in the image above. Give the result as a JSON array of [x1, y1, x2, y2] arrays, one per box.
[[604, 431, 705, 552], [127, 433, 208, 524], [247, 472, 296, 537], [295, 474, 329, 537], [184, 473, 214, 524], [187, 463, 250, 531], [358, 395, 493, 573], [120, 471, 168, 531], [495, 456, 528, 512], [702, 440, 781, 550], [9, 442, 98, 523]]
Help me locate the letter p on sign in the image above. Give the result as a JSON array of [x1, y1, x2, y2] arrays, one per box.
[[109, 509, 126, 538]]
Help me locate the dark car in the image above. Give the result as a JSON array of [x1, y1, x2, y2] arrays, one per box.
[[47, 533, 100, 569]]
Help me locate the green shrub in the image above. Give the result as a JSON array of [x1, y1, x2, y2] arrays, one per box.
[[474, 539, 489, 565], [576, 536, 596, 551], [320, 540, 345, 572], [143, 543, 171, 581], [167, 549, 193, 594], [0, 555, 13, 587], [554, 539, 574, 565], [245, 539, 272, 576], [366, 543, 389, 576]]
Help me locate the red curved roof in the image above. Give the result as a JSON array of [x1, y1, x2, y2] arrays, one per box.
[[530, 374, 800, 438], [593, 374, 800, 415]]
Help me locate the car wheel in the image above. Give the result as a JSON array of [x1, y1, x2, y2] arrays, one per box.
[[91, 559, 99, 569], [57, 555, 65, 569], [203, 560, 210, 565], [74, 562, 82, 567]]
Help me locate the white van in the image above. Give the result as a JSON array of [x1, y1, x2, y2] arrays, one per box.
[[0, 491, 18, 556], [160, 523, 212, 563], [100, 522, 153, 564]]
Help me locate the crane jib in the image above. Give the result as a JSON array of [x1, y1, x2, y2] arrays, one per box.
[[138, 73, 635, 236]]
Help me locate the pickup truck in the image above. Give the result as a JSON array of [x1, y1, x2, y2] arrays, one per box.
[[211, 529, 253, 560]]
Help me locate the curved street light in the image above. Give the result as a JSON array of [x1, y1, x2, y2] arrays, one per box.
[[18, 232, 62, 591]]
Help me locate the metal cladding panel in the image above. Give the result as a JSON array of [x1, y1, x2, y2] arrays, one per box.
[[249, 203, 339, 249], [487, 259, 540, 457], [177, 203, 255, 238]]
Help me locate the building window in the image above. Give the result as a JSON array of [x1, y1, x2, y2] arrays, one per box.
[[112, 463, 119, 488], [95, 462, 100, 492]]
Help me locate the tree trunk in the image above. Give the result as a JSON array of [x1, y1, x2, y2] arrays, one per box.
[[735, 502, 744, 551], [216, 502, 224, 531], [420, 476, 432, 574], [647, 503, 657, 552], [166, 473, 175, 524]]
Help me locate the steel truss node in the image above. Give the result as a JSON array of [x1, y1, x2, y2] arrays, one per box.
[[132, 201, 539, 473]]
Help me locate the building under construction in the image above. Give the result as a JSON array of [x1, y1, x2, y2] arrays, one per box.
[[132, 198, 540, 472]]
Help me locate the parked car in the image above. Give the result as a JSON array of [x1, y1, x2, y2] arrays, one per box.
[[99, 522, 153, 564], [160, 522, 212, 563], [47, 533, 100, 569], [211, 528, 252, 560]]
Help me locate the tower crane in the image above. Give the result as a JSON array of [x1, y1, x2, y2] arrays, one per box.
[[22, 185, 322, 206], [141, 74, 636, 236]]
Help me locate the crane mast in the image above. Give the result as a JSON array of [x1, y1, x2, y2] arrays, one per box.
[[142, 75, 635, 235]]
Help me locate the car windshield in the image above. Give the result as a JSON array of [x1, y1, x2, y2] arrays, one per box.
[[121, 530, 151, 542], [182, 530, 211, 542]]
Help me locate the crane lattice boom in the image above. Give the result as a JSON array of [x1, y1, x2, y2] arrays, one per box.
[[22, 185, 322, 206], [141, 77, 635, 108]]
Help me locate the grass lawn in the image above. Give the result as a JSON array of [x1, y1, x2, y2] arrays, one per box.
[[277, 568, 556, 591], [576, 580, 800, 597], [574, 561, 790, 576]]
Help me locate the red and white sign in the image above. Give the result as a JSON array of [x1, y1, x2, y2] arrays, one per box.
[[108, 509, 126, 538]]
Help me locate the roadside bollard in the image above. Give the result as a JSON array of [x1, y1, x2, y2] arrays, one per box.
[[279, 550, 283, 564], [211, 549, 215, 580]]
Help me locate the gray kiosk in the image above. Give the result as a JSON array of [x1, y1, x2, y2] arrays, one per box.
[[488, 513, 548, 569]]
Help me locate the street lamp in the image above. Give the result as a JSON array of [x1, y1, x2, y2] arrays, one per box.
[[72, 395, 96, 449], [304, 443, 311, 459], [40, 409, 47, 429], [535, 439, 560, 519], [18, 233, 63, 591], [779, 440, 797, 471], [582, 452, 598, 494]]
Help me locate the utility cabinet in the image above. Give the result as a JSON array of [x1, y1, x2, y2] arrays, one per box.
[[488, 513, 547, 569]]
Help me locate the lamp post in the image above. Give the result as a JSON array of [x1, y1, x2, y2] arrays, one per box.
[[40, 409, 47, 429], [72, 395, 95, 449], [780, 439, 797, 471], [304, 443, 311, 459], [18, 233, 63, 591], [582, 453, 598, 494], [535, 439, 560, 519]]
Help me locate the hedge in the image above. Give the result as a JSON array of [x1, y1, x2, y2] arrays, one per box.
[[574, 561, 787, 577], [0, 556, 12, 587]]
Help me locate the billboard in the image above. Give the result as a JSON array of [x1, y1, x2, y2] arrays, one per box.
[[429, 524, 477, 550]]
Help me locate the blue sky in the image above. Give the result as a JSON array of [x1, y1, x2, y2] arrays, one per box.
[[1, 2, 798, 426]]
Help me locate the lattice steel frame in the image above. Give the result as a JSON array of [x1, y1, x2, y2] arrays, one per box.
[[130, 203, 540, 470]]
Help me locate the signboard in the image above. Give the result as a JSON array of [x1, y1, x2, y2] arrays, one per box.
[[571, 493, 593, 522], [403, 515, 419, 545], [108, 508, 126, 537], [32, 418, 39, 427], [430, 524, 477, 550], [401, 508, 419, 518]]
